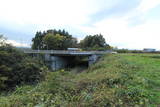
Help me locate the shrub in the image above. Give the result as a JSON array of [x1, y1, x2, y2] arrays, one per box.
[[0, 45, 47, 91]]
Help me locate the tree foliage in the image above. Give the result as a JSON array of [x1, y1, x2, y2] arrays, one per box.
[[43, 33, 66, 50], [80, 34, 111, 50], [32, 29, 112, 51], [0, 35, 7, 46], [32, 29, 77, 50], [0, 36, 47, 91]]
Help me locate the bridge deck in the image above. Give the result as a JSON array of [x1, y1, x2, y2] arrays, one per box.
[[24, 50, 111, 56]]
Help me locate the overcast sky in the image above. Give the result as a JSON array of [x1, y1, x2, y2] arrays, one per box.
[[0, 0, 160, 49]]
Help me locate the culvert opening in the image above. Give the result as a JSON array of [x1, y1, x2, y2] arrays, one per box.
[[66, 56, 89, 68], [65, 56, 88, 73]]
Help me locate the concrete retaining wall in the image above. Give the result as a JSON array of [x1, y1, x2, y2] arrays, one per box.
[[50, 56, 68, 70], [44, 54, 101, 70]]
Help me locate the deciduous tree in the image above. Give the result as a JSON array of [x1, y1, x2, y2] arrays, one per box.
[[32, 29, 77, 50], [80, 34, 111, 50]]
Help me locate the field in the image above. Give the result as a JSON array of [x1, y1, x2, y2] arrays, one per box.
[[0, 53, 160, 107]]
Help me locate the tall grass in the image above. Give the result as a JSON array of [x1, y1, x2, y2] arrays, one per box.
[[0, 54, 160, 106]]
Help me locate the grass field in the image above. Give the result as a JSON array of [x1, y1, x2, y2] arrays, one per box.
[[0, 53, 160, 107]]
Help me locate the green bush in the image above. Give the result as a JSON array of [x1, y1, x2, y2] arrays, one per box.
[[116, 49, 143, 53], [0, 45, 47, 91]]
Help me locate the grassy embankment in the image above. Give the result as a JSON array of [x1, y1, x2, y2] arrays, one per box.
[[0, 54, 160, 106]]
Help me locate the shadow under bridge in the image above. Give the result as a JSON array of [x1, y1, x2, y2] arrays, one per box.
[[24, 50, 109, 70]]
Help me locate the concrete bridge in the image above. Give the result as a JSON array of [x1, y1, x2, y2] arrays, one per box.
[[24, 50, 112, 70]]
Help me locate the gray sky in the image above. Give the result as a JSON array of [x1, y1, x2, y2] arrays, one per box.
[[0, 0, 160, 49]]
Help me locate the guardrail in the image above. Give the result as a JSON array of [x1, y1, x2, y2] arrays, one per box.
[[24, 50, 112, 55]]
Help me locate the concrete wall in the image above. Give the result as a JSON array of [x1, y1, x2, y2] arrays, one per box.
[[45, 54, 51, 61], [88, 55, 100, 66], [50, 56, 67, 70], [45, 54, 67, 70], [44, 54, 100, 70]]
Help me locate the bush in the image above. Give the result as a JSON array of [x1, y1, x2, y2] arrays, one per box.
[[0, 45, 47, 91], [116, 49, 143, 53]]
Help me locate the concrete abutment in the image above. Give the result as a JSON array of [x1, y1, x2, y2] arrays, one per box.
[[42, 54, 101, 70]]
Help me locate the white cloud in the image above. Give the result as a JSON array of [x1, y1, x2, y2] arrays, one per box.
[[78, 0, 160, 50], [6, 40, 29, 47], [0, 0, 105, 26], [0, 0, 110, 38], [137, 0, 160, 12], [80, 17, 160, 50], [0, 0, 160, 50]]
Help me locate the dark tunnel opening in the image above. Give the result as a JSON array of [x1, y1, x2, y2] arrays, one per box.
[[66, 56, 89, 68]]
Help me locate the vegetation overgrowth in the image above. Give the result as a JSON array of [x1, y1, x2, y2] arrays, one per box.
[[1, 53, 160, 106], [0, 36, 47, 91]]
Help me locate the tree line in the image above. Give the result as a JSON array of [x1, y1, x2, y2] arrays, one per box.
[[32, 29, 112, 50]]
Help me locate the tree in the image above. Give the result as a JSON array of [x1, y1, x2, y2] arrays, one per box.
[[32, 31, 45, 50], [43, 33, 66, 50], [0, 35, 7, 46], [80, 34, 111, 50], [32, 29, 77, 50]]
